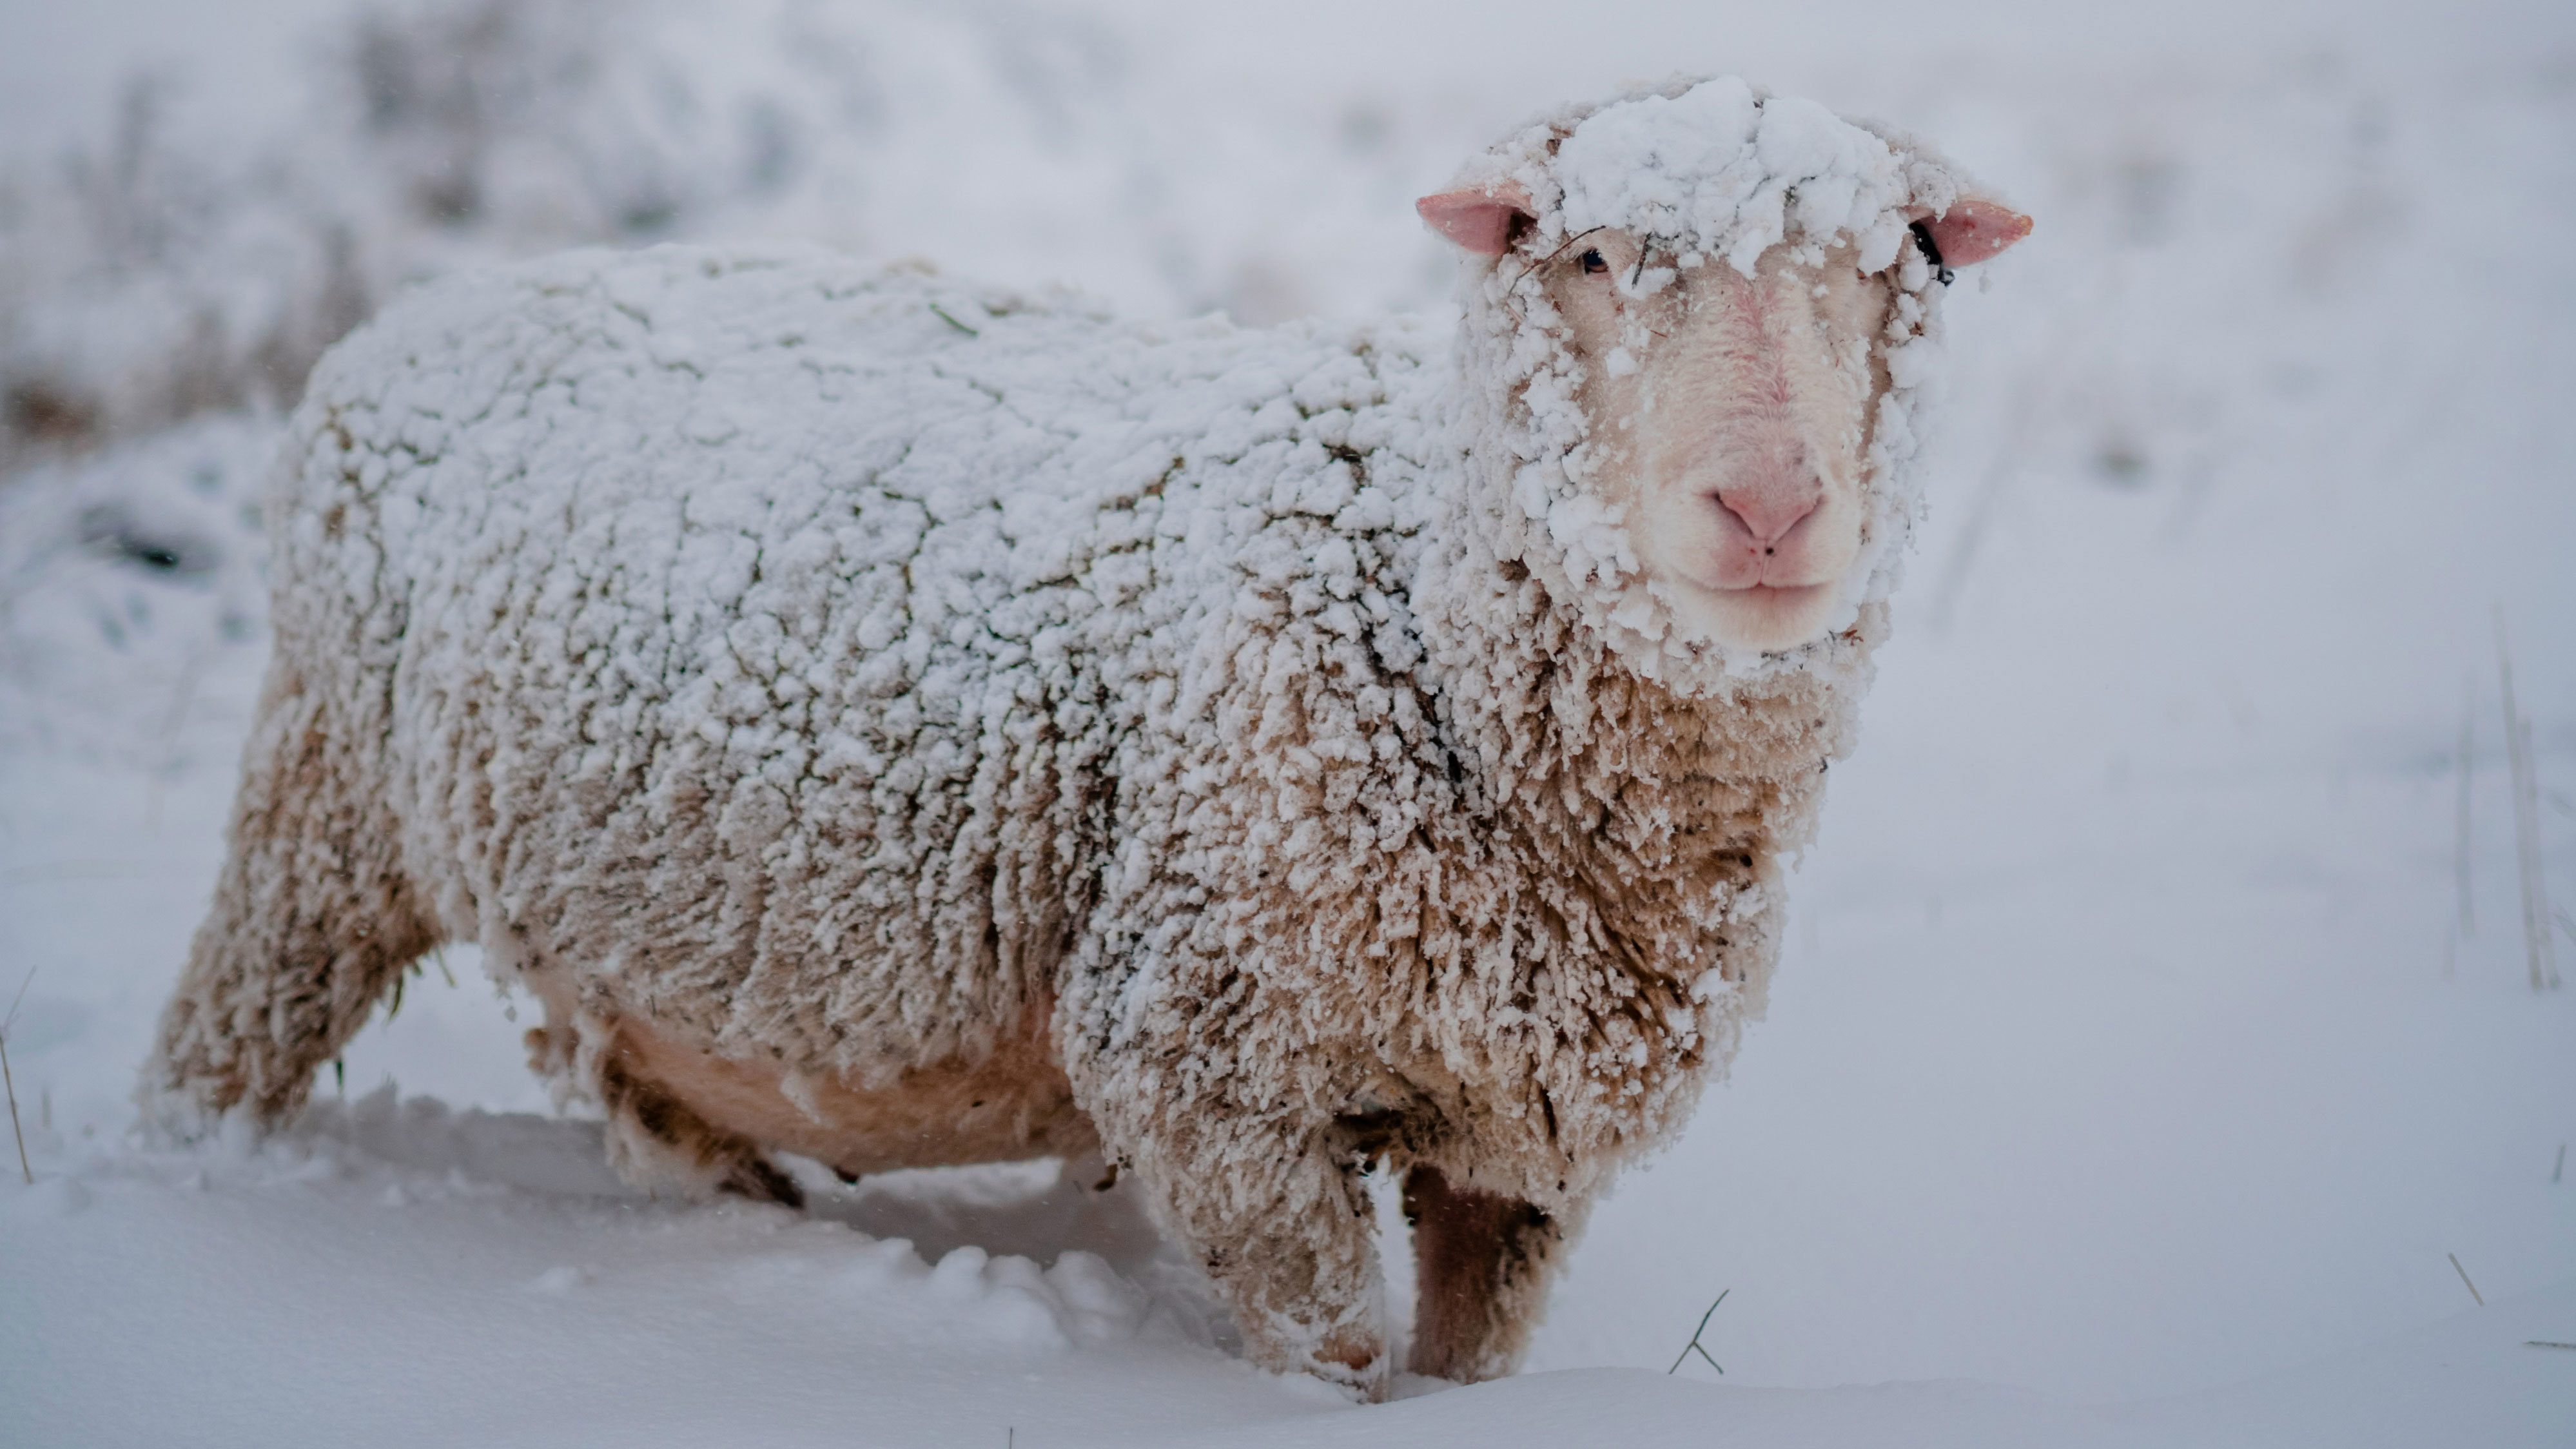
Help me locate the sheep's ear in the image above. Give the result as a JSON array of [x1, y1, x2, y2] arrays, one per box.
[[1416, 184, 1536, 255], [1915, 197, 2032, 266]]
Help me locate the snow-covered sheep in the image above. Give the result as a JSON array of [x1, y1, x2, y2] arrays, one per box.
[[145, 75, 2026, 1395]]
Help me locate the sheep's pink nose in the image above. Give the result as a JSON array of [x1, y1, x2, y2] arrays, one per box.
[[1715, 487, 1821, 550]]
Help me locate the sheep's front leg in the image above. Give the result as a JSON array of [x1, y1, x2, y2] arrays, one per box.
[[1403, 1164, 1570, 1382], [1141, 1118, 1389, 1397]]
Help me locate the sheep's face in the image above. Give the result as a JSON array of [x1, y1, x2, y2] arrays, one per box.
[[1421, 89, 2031, 670], [1534, 231, 1893, 654]]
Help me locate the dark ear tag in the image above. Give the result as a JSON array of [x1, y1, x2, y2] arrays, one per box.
[[1908, 220, 1955, 286]]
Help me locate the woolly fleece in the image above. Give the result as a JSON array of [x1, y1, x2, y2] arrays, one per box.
[[148, 75, 1990, 1390]]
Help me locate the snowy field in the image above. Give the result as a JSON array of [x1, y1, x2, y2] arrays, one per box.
[[3, 1, 2573, 1444]]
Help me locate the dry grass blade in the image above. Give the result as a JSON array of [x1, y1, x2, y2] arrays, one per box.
[[1666, 1289, 1730, 1375], [2455, 673, 2475, 943], [2, 965, 34, 1185], [0, 1037, 25, 1185], [2496, 612, 2561, 992], [2450, 1252, 2485, 1308]]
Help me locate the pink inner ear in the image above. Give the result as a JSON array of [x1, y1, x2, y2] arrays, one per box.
[[1416, 185, 1535, 255], [1922, 198, 2033, 267]]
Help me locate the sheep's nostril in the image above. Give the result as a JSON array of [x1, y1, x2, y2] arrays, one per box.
[[1714, 487, 1821, 549]]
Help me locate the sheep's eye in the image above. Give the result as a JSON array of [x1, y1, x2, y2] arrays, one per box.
[[1579, 248, 1608, 275]]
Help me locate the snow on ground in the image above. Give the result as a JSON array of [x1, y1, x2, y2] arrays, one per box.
[[3, 1, 2573, 1444]]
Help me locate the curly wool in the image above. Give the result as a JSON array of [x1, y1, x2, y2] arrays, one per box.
[[275, 246, 1447, 1073]]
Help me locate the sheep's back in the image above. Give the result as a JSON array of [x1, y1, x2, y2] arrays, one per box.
[[277, 243, 1449, 1081]]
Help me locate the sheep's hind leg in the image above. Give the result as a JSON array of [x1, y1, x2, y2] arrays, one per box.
[[144, 667, 438, 1125], [1402, 1164, 1571, 1383]]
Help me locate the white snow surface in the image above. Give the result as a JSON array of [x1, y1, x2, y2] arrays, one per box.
[[5, 1, 2575, 1445]]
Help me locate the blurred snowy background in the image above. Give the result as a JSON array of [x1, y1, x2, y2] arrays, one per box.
[[2, 1, 2571, 1444]]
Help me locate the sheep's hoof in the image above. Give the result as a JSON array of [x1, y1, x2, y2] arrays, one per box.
[[1307, 1328, 1390, 1403]]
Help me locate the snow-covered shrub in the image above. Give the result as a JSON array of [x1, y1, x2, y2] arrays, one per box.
[[0, 413, 272, 763], [0, 0, 1163, 475]]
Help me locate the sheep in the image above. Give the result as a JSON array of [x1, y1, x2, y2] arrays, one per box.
[[143, 74, 2027, 1396]]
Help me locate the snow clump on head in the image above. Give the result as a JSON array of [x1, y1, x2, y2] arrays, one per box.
[[1548, 78, 1920, 276]]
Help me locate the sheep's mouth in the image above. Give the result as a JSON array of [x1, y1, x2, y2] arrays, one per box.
[[1715, 581, 1829, 603], [1665, 578, 1844, 654], [1693, 581, 1835, 621]]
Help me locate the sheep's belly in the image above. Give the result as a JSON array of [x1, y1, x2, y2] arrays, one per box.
[[598, 1004, 1101, 1180]]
